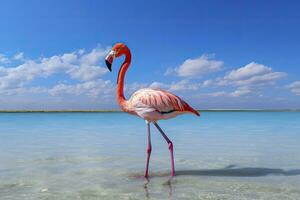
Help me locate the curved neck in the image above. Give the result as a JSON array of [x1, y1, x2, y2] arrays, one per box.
[[117, 47, 131, 107]]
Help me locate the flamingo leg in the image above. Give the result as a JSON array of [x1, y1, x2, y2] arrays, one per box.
[[153, 122, 175, 176], [144, 122, 152, 178]]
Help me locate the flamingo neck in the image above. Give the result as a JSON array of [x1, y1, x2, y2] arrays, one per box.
[[117, 48, 131, 109]]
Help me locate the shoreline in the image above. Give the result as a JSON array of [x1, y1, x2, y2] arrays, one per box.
[[0, 109, 300, 113]]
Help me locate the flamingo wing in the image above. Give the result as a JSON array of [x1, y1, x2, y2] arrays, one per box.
[[128, 88, 200, 118]]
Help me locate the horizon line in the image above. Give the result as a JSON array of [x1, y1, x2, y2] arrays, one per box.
[[1, 109, 300, 113]]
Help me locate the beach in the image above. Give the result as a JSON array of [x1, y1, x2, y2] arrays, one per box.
[[0, 111, 300, 199]]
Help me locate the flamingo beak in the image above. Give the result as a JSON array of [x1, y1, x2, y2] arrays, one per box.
[[105, 50, 115, 72]]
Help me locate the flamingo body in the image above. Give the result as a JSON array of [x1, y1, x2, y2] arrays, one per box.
[[126, 88, 199, 122]]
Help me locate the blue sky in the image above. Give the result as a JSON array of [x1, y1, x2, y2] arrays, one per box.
[[0, 0, 300, 109]]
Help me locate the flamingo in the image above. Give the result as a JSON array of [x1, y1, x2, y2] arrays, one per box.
[[105, 43, 200, 178]]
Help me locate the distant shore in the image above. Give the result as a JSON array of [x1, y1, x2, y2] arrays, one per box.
[[0, 109, 300, 113]]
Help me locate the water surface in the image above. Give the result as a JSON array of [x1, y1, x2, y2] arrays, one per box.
[[0, 112, 300, 199]]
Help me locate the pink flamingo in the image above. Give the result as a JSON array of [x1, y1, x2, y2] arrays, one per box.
[[105, 43, 200, 178]]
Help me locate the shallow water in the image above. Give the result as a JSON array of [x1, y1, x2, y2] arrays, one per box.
[[0, 112, 300, 200]]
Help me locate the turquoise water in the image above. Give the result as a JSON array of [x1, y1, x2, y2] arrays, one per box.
[[0, 112, 300, 200]]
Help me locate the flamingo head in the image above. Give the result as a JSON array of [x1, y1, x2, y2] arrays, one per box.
[[105, 43, 128, 72]]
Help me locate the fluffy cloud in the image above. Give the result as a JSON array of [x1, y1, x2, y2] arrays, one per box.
[[49, 79, 113, 98], [122, 79, 200, 96], [206, 62, 287, 87], [148, 80, 200, 92], [149, 82, 169, 90], [225, 62, 271, 80], [202, 62, 287, 98], [0, 47, 109, 90], [168, 79, 200, 91], [286, 81, 300, 95], [0, 86, 47, 96], [209, 87, 252, 97], [208, 91, 228, 97], [13, 52, 24, 60], [0, 54, 9, 64], [230, 87, 252, 97], [80, 48, 108, 65], [125, 82, 148, 95], [68, 65, 107, 81], [165, 54, 223, 77]]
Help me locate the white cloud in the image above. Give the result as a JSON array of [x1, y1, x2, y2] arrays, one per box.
[[169, 79, 200, 91], [123, 79, 200, 95], [0, 47, 109, 90], [67, 65, 107, 81], [225, 62, 271, 80], [124, 82, 148, 95], [230, 87, 252, 97], [286, 81, 300, 95], [149, 80, 200, 92], [78, 49, 85, 55], [164, 68, 175, 76], [208, 91, 227, 97], [203, 79, 214, 87], [208, 87, 252, 97], [0, 54, 9, 64], [80, 47, 109, 65], [61, 53, 77, 63], [49, 79, 113, 98], [149, 82, 170, 90], [14, 52, 24, 60], [202, 62, 286, 99], [165, 54, 223, 77], [0, 86, 47, 96], [212, 62, 287, 86]]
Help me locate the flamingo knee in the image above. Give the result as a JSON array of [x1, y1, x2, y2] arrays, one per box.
[[168, 142, 173, 151], [147, 145, 152, 154]]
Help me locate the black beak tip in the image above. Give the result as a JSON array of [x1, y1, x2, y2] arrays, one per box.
[[105, 60, 112, 72]]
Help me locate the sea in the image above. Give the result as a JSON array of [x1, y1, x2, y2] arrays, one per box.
[[0, 111, 300, 199]]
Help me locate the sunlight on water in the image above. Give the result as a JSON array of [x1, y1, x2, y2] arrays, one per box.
[[0, 112, 300, 199]]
